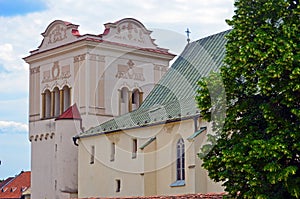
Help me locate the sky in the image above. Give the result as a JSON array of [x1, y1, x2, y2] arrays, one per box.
[[0, 0, 235, 179]]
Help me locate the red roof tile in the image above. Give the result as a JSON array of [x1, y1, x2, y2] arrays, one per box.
[[56, 103, 82, 120], [71, 193, 226, 199], [0, 178, 13, 189], [0, 171, 30, 199]]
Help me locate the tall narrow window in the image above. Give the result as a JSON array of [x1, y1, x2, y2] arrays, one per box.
[[111, 142, 115, 161], [44, 89, 51, 118], [120, 87, 129, 115], [54, 180, 57, 191], [176, 138, 185, 181], [116, 179, 121, 192], [90, 145, 95, 164], [131, 89, 140, 111], [53, 87, 60, 117], [132, 139, 137, 159], [63, 86, 71, 111]]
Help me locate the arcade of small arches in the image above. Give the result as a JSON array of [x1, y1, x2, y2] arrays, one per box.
[[42, 85, 71, 119], [119, 87, 143, 115]]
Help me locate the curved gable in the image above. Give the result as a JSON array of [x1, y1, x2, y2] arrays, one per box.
[[102, 18, 158, 49], [37, 20, 80, 52]]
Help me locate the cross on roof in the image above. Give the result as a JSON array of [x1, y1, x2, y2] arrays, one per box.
[[185, 28, 191, 43]]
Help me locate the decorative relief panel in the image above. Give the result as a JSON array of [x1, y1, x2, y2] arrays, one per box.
[[42, 61, 71, 83], [73, 54, 86, 63], [61, 65, 71, 78], [115, 60, 145, 81], [48, 25, 67, 44], [102, 18, 158, 49], [30, 66, 40, 75], [154, 64, 168, 71], [114, 22, 145, 44], [43, 71, 51, 82]]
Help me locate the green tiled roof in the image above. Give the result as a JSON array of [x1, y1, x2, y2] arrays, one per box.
[[187, 127, 207, 141], [139, 137, 156, 150], [79, 30, 230, 138]]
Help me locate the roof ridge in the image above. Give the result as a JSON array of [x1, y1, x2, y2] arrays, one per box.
[[194, 29, 231, 43]]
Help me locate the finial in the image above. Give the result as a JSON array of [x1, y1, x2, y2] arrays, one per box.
[[185, 28, 191, 43]]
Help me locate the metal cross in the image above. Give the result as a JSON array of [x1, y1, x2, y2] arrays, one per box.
[[185, 28, 191, 43]]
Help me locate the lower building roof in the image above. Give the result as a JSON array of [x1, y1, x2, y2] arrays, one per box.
[[0, 171, 30, 199]]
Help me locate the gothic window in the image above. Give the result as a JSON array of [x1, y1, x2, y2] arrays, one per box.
[[53, 87, 60, 117], [176, 138, 185, 181], [44, 89, 51, 118]]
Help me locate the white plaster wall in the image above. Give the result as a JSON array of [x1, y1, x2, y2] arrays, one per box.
[[55, 119, 80, 196], [30, 120, 56, 199]]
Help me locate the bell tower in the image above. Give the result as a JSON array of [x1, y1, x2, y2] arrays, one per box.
[[24, 18, 175, 199]]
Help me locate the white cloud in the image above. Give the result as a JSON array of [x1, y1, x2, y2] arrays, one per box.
[[0, 44, 14, 62], [0, 121, 28, 134]]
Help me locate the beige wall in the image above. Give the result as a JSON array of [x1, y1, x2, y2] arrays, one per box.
[[78, 118, 224, 198], [25, 19, 175, 199]]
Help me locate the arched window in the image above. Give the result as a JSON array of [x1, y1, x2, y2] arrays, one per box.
[[131, 89, 140, 111], [120, 87, 129, 114], [63, 86, 71, 111], [176, 138, 185, 181], [53, 87, 60, 117], [44, 89, 51, 118]]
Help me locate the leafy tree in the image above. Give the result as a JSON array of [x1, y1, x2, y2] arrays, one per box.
[[196, 0, 300, 198]]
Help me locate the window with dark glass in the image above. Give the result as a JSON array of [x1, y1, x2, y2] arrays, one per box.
[[132, 139, 137, 159], [44, 89, 51, 118], [90, 145, 95, 164], [116, 179, 121, 192], [176, 138, 185, 181], [53, 87, 60, 117], [111, 142, 115, 161]]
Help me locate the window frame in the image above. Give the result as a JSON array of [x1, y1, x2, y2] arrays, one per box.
[[132, 138, 137, 159], [110, 142, 116, 162], [176, 138, 185, 181], [170, 138, 185, 187], [90, 145, 95, 164], [116, 179, 121, 192]]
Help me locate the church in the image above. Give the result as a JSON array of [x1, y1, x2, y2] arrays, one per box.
[[24, 18, 227, 199]]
